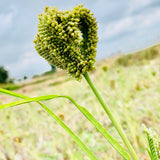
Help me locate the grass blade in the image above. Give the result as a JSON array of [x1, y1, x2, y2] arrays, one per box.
[[146, 148, 154, 160], [0, 88, 97, 160], [0, 88, 130, 159]]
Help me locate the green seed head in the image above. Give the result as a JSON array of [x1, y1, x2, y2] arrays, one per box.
[[145, 127, 160, 159], [33, 4, 98, 80]]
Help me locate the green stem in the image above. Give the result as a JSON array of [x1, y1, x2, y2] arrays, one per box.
[[83, 72, 139, 160]]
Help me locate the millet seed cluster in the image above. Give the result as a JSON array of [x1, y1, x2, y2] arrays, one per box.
[[33, 4, 98, 79]]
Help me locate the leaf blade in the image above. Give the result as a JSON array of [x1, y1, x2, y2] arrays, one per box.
[[0, 88, 97, 160], [0, 88, 130, 159]]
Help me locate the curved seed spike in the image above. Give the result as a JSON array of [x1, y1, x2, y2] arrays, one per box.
[[144, 127, 160, 160], [33, 4, 98, 80]]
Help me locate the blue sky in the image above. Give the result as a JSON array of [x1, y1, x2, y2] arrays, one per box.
[[0, 0, 160, 78]]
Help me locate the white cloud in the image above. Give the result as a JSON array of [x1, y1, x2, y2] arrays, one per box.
[[0, 6, 17, 35], [141, 9, 160, 27], [100, 6, 160, 41], [0, 13, 13, 30], [128, 0, 153, 13], [6, 51, 50, 78], [100, 17, 133, 40]]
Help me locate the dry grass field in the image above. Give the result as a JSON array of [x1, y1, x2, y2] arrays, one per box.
[[0, 44, 160, 160]]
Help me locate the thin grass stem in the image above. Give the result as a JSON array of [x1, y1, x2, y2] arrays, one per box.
[[83, 72, 139, 160]]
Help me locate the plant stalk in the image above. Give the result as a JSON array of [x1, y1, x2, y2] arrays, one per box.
[[83, 72, 139, 160]]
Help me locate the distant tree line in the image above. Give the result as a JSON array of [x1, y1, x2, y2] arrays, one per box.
[[0, 66, 9, 83], [0, 64, 56, 83]]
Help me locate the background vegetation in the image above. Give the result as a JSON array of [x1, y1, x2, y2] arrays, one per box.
[[0, 66, 9, 83], [0, 44, 160, 159]]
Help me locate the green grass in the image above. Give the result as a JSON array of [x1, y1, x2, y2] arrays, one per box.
[[0, 44, 160, 159], [116, 44, 160, 66], [0, 83, 21, 90]]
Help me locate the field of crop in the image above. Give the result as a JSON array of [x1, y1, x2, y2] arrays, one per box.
[[0, 44, 160, 160]]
